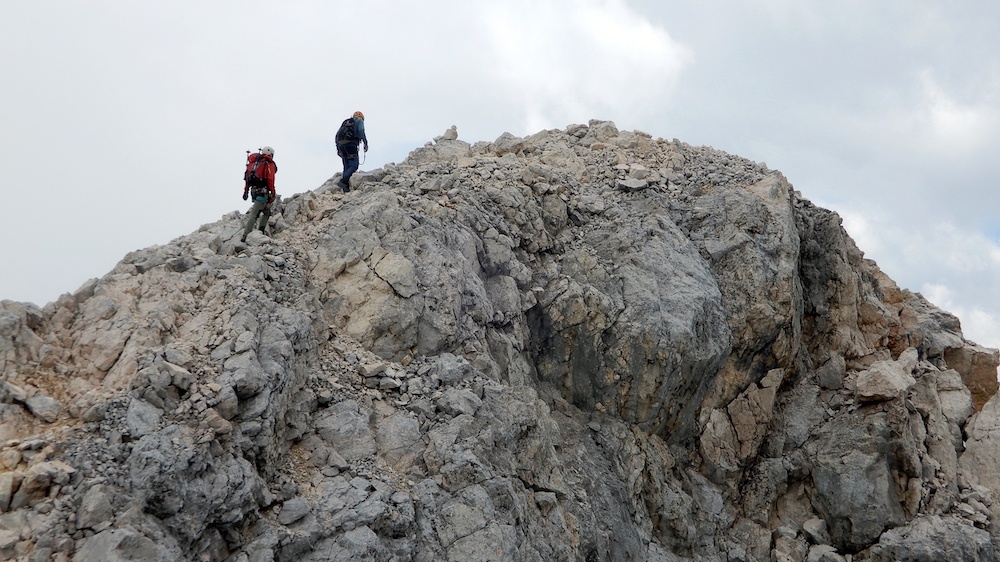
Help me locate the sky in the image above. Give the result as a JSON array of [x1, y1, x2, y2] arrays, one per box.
[[2, 1, 1000, 352]]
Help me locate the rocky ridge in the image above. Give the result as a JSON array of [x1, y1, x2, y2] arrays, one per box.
[[1, 120, 1000, 561]]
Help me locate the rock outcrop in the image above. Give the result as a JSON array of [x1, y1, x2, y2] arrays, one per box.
[[1, 120, 999, 561]]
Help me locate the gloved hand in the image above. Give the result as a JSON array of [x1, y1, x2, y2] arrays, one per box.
[[243, 189, 249, 201], [364, 143, 369, 153]]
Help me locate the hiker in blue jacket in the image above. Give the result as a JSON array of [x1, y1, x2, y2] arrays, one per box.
[[335, 111, 369, 192]]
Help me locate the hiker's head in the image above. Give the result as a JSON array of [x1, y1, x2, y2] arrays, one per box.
[[260, 146, 275, 158], [353, 111, 365, 121]]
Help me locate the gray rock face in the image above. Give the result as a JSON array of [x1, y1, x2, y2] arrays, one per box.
[[0, 121, 998, 561], [855, 515, 999, 562], [808, 407, 913, 551]]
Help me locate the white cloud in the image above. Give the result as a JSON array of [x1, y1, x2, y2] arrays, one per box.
[[909, 71, 1000, 157], [837, 209, 886, 258], [479, 0, 692, 131]]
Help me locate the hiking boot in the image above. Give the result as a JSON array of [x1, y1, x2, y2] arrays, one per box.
[[337, 180, 350, 192]]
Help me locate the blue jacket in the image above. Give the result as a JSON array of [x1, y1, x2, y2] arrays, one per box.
[[353, 119, 368, 146]]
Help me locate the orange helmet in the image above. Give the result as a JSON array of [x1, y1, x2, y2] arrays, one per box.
[[353, 111, 365, 120]]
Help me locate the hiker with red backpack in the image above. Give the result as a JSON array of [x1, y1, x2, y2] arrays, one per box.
[[335, 111, 368, 192], [241, 146, 278, 243]]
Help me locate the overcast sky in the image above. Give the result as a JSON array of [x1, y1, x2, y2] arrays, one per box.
[[3, 1, 999, 351]]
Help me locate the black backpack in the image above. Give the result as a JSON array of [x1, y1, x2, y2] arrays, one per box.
[[335, 117, 357, 145]]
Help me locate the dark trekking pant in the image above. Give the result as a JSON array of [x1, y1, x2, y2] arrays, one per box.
[[244, 197, 271, 236], [340, 149, 360, 191]]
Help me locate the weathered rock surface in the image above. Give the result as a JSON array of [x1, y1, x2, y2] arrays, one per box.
[[1, 120, 999, 561]]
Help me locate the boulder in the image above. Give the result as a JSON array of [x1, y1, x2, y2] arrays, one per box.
[[856, 360, 916, 402]]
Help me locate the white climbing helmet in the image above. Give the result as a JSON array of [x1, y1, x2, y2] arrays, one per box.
[[260, 146, 274, 157]]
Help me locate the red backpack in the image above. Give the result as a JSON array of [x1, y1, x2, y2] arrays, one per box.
[[244, 152, 269, 187]]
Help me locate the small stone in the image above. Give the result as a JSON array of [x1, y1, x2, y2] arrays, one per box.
[[0, 382, 27, 403], [359, 363, 387, 377], [203, 409, 233, 435], [0, 449, 21, 470], [802, 517, 830, 545], [277, 497, 310, 526], [77, 485, 114, 531], [327, 449, 350, 471], [437, 388, 482, 417], [616, 178, 649, 192], [0, 529, 18, 551], [536, 492, 558, 516], [350, 477, 373, 491], [406, 399, 435, 418], [379, 377, 402, 391], [0, 472, 23, 513], [25, 395, 61, 423]]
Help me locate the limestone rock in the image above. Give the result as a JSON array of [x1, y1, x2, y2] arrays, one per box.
[[855, 515, 997, 562], [77, 484, 115, 531], [855, 359, 916, 402], [807, 406, 917, 551], [315, 400, 376, 462], [807, 545, 845, 562], [0, 121, 997, 561], [126, 398, 162, 438], [815, 354, 845, 390], [435, 125, 458, 142], [0, 472, 22, 513], [437, 388, 482, 417], [959, 392, 1000, 537], [24, 394, 60, 422], [277, 497, 310, 526], [74, 527, 182, 562], [617, 177, 649, 191]]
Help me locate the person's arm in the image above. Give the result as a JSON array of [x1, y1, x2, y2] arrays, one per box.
[[357, 121, 369, 151], [267, 162, 277, 199]]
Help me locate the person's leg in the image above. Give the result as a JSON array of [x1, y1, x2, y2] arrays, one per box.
[[342, 154, 360, 186], [243, 199, 265, 238], [338, 155, 351, 191], [258, 204, 271, 233], [345, 155, 359, 180]]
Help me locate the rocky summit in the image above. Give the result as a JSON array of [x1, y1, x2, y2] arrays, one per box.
[[2, 120, 1000, 562]]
